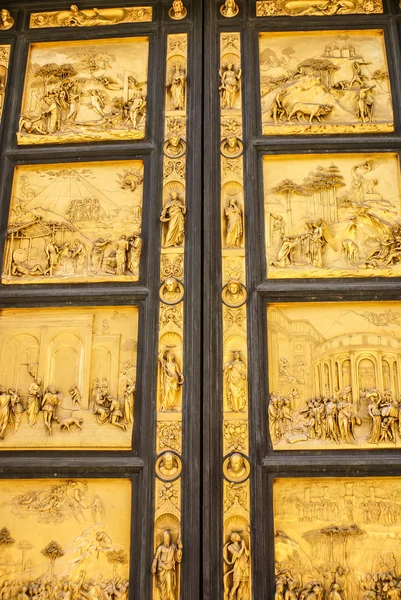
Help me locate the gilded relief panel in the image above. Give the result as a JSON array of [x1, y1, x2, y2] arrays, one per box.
[[256, 0, 383, 16], [2, 161, 143, 285], [264, 153, 401, 279], [274, 477, 401, 599], [260, 30, 393, 136], [0, 306, 138, 449], [29, 6, 152, 28], [18, 38, 148, 145], [268, 302, 401, 450], [0, 479, 131, 588]]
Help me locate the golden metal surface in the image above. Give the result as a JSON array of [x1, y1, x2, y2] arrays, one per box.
[[0, 305, 138, 450], [0, 45, 10, 122], [17, 38, 148, 145], [256, 0, 383, 16], [264, 153, 401, 279], [268, 301, 401, 450], [168, 1, 187, 20], [274, 477, 401, 598], [220, 0, 240, 17], [220, 32, 252, 600], [0, 479, 131, 587], [0, 9, 13, 29], [152, 34, 188, 600], [30, 5, 152, 28], [260, 30, 393, 136], [2, 161, 143, 285]]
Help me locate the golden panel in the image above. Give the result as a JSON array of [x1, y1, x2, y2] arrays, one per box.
[[18, 37, 148, 145], [260, 30, 393, 136], [2, 161, 143, 285], [256, 0, 383, 16], [30, 5, 152, 28], [264, 153, 401, 279], [274, 477, 401, 598], [0, 479, 131, 586], [268, 301, 401, 450], [0, 45, 10, 122], [0, 305, 138, 450]]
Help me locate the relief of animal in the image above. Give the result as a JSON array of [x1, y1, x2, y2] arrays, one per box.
[[288, 102, 333, 124], [342, 239, 359, 266], [59, 416, 84, 432]]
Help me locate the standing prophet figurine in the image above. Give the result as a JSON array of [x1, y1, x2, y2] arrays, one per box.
[[152, 530, 183, 600]]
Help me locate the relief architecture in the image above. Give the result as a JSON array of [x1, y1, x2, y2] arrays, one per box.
[[264, 153, 401, 279], [18, 38, 148, 145], [30, 5, 152, 28], [152, 33, 188, 600], [256, 0, 383, 16], [220, 32, 252, 600], [260, 30, 393, 136], [0, 479, 131, 593], [274, 477, 401, 599], [2, 161, 143, 285], [0, 306, 138, 449], [268, 302, 401, 451]]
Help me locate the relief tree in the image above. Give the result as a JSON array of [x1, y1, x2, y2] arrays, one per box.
[[106, 549, 128, 575], [17, 540, 33, 573], [0, 526, 15, 555], [42, 540, 64, 580]]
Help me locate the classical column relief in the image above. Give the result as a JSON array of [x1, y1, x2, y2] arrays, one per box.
[[153, 34, 188, 600], [220, 32, 252, 600]]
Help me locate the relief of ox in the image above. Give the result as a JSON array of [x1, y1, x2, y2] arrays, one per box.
[[288, 102, 333, 124]]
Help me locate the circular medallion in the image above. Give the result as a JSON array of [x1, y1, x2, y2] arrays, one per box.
[[155, 451, 182, 482], [168, 5, 187, 20], [13, 249, 27, 263], [223, 452, 250, 484], [222, 280, 247, 308], [220, 1, 239, 17], [164, 136, 186, 159], [220, 136, 243, 159], [160, 277, 185, 305]]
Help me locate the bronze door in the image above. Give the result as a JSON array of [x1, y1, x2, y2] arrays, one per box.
[[0, 2, 201, 600], [204, 0, 401, 599], [1, 0, 401, 599]]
